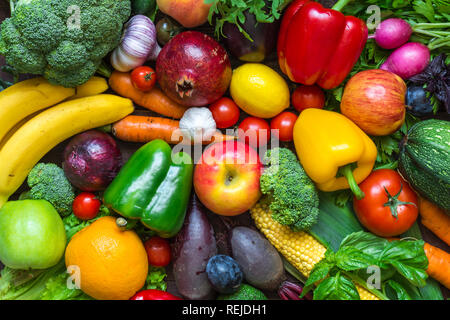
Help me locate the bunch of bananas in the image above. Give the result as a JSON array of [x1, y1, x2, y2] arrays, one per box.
[[0, 77, 134, 208]]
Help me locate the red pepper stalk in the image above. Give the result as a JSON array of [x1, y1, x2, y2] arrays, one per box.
[[277, 0, 368, 89]]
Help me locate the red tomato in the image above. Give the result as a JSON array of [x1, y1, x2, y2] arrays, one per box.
[[209, 97, 240, 128], [238, 117, 270, 148], [72, 192, 101, 220], [353, 169, 418, 237], [270, 111, 298, 142], [144, 236, 171, 267], [291, 85, 325, 112], [131, 66, 156, 92]]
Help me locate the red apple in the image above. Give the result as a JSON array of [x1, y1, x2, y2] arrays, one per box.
[[194, 141, 262, 216], [340, 69, 407, 136]]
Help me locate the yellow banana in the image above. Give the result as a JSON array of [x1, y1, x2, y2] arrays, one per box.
[[67, 76, 109, 101], [0, 110, 43, 150], [0, 94, 134, 208], [0, 77, 75, 143]]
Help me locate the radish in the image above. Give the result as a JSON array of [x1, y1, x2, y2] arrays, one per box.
[[380, 42, 430, 79], [374, 18, 412, 49]]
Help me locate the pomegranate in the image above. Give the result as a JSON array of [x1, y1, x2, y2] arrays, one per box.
[[156, 31, 232, 107]]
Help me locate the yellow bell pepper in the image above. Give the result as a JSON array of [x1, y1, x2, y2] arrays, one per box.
[[293, 109, 377, 199]]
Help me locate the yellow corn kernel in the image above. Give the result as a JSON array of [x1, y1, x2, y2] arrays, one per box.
[[250, 201, 380, 300]]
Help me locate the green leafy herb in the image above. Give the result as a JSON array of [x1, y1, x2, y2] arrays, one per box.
[[205, 0, 290, 40], [144, 266, 168, 291], [301, 231, 428, 300]]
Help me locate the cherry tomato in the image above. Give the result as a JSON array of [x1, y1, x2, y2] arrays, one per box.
[[209, 97, 240, 129], [144, 236, 171, 267], [270, 111, 298, 142], [353, 169, 418, 237], [291, 85, 325, 112], [131, 66, 156, 92], [72, 192, 101, 220], [238, 117, 270, 148]]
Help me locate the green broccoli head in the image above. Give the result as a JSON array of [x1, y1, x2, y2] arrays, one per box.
[[260, 148, 320, 232], [27, 163, 75, 217], [0, 0, 131, 87]]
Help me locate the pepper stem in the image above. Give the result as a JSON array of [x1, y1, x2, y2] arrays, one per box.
[[339, 164, 365, 200], [116, 217, 128, 230], [331, 0, 353, 12], [383, 183, 417, 219]]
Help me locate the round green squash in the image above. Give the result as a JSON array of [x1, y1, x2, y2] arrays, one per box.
[[398, 119, 450, 211]]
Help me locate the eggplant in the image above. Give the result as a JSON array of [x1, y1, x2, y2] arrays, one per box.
[[222, 10, 280, 62], [172, 193, 217, 300]]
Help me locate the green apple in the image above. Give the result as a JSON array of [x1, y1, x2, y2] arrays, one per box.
[[0, 200, 66, 269]]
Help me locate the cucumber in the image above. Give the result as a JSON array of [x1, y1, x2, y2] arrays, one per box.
[[132, 0, 156, 15], [398, 119, 450, 211], [217, 284, 267, 300]]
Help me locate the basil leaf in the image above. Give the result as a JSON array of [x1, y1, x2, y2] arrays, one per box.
[[379, 240, 428, 287], [384, 280, 412, 300], [313, 273, 360, 300], [301, 258, 335, 297], [336, 247, 376, 271], [340, 231, 388, 258]]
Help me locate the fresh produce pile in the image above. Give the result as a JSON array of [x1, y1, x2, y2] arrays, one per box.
[[0, 0, 449, 301]]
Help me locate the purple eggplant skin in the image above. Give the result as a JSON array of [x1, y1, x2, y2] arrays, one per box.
[[222, 10, 280, 62], [230, 226, 286, 291], [172, 193, 218, 300]]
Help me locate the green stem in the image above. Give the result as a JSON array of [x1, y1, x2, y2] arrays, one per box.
[[344, 272, 389, 301], [429, 39, 450, 50], [374, 161, 398, 171], [339, 164, 365, 200], [413, 22, 450, 29], [96, 124, 112, 133], [331, 0, 353, 11], [383, 183, 417, 219], [96, 60, 112, 78], [413, 29, 447, 38]]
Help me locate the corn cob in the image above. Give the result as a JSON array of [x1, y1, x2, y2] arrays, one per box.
[[250, 200, 380, 300]]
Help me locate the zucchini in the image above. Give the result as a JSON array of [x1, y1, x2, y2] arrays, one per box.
[[398, 119, 450, 211]]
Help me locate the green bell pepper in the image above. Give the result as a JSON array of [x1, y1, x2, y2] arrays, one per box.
[[103, 139, 193, 238]]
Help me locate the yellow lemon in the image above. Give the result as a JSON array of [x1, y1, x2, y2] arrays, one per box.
[[230, 63, 290, 118]]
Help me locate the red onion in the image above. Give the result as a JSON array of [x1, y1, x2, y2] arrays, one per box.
[[63, 130, 122, 192], [278, 281, 312, 300], [111, 15, 161, 72]]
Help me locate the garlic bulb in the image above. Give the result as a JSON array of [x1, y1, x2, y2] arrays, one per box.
[[179, 107, 217, 142], [111, 15, 161, 72]]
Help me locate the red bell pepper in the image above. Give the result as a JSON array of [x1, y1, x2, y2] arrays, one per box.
[[277, 0, 368, 89], [130, 289, 183, 300]]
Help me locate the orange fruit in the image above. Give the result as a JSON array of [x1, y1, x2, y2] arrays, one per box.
[[65, 216, 148, 300]]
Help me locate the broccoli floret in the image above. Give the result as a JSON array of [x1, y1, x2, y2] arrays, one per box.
[[0, 0, 131, 87], [27, 163, 75, 217], [260, 148, 320, 231]]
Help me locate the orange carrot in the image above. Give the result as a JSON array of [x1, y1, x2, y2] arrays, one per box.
[[112, 115, 235, 145], [419, 196, 450, 246], [109, 71, 188, 119], [424, 243, 450, 290]]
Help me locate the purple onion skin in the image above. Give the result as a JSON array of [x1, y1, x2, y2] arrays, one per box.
[[63, 130, 122, 192], [278, 281, 312, 300], [380, 42, 430, 79], [222, 11, 280, 62], [172, 193, 217, 300], [375, 18, 412, 49]]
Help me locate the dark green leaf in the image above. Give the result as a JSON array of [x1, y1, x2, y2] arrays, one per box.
[[384, 280, 412, 300], [379, 240, 429, 287], [340, 231, 388, 258], [313, 273, 360, 300], [336, 247, 376, 271], [301, 258, 335, 297]]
